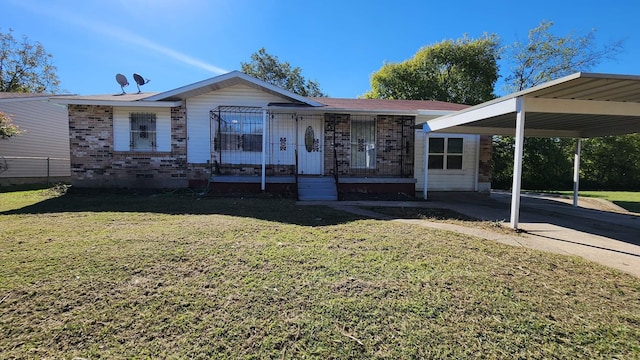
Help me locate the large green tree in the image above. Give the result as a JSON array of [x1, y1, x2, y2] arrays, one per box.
[[493, 21, 627, 190], [0, 29, 60, 93], [363, 34, 500, 105], [241, 48, 326, 97]]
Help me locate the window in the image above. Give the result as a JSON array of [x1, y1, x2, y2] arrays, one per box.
[[428, 137, 463, 169], [218, 109, 263, 152], [130, 113, 157, 151], [351, 117, 376, 169]]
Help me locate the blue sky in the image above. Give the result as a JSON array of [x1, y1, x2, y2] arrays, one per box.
[[3, 0, 639, 98]]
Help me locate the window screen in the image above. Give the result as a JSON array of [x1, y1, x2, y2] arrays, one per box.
[[130, 113, 157, 151]]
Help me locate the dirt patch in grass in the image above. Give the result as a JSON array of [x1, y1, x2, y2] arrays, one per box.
[[364, 206, 515, 234]]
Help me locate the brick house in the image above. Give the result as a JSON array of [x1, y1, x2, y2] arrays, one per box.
[[57, 71, 491, 199]]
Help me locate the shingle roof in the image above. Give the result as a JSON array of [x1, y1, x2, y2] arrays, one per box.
[[310, 97, 469, 112], [0, 92, 60, 100]]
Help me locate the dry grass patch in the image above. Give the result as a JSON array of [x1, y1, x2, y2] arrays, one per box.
[[1, 188, 639, 358], [364, 206, 514, 234]]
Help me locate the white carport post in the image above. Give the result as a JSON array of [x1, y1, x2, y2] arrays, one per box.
[[423, 131, 430, 200], [510, 97, 526, 229], [573, 138, 582, 207], [261, 110, 267, 191]]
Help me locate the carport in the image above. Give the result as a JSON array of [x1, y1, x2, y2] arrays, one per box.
[[422, 72, 640, 229]]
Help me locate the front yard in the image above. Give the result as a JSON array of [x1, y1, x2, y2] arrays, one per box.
[[1, 188, 639, 358]]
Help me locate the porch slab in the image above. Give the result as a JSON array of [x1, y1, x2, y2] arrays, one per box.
[[210, 175, 296, 183]]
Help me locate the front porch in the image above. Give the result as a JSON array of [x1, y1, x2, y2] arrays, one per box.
[[208, 174, 416, 200]]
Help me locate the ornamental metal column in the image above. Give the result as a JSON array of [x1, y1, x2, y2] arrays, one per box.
[[423, 132, 430, 200], [510, 97, 526, 229]]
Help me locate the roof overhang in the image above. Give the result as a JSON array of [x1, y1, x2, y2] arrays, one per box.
[[52, 98, 183, 107], [144, 71, 324, 107], [424, 72, 640, 138]]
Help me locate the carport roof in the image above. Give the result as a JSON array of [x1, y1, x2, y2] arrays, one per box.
[[423, 72, 640, 138]]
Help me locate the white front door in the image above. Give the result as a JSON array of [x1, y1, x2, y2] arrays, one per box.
[[297, 116, 323, 175]]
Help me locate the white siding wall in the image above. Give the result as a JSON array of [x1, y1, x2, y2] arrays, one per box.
[[0, 98, 70, 179], [113, 107, 171, 152], [186, 84, 289, 163], [415, 131, 479, 191]]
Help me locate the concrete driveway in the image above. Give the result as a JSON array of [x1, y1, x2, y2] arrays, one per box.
[[423, 191, 640, 277], [300, 192, 640, 277]]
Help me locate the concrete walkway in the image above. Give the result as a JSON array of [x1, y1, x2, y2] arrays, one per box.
[[298, 192, 640, 277]]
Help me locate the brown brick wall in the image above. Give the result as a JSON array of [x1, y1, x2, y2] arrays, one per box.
[[478, 135, 492, 182], [68, 105, 198, 188], [323, 114, 414, 177]]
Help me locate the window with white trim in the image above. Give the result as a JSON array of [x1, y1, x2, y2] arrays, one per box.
[[218, 108, 263, 152], [351, 116, 376, 169], [130, 112, 157, 151], [428, 137, 463, 169]]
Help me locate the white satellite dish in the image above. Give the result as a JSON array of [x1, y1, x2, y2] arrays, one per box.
[[133, 73, 150, 94], [116, 74, 129, 94]]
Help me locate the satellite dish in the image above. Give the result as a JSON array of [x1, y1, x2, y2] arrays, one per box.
[[116, 73, 129, 94], [133, 73, 150, 93]]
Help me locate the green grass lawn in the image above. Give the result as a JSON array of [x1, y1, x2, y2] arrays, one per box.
[[1, 188, 640, 358], [551, 190, 640, 213]]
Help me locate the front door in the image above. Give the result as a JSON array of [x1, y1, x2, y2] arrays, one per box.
[[297, 116, 323, 175]]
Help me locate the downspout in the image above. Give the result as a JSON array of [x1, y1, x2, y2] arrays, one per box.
[[261, 109, 267, 191]]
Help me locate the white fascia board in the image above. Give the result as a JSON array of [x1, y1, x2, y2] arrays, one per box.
[[435, 126, 581, 138], [526, 97, 640, 117], [272, 106, 419, 116], [417, 109, 458, 116], [423, 98, 518, 132], [51, 99, 183, 107]]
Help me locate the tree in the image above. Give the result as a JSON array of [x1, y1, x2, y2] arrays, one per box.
[[581, 135, 640, 190], [241, 48, 326, 97], [493, 21, 625, 190], [363, 34, 500, 105], [0, 111, 23, 139], [504, 20, 623, 93], [0, 29, 60, 93]]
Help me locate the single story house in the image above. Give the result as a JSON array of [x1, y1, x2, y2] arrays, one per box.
[[0, 93, 70, 186], [56, 71, 491, 199]]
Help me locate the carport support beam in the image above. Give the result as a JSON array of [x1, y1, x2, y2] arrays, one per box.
[[423, 132, 430, 200], [261, 110, 267, 191], [573, 138, 582, 207], [510, 98, 525, 229]]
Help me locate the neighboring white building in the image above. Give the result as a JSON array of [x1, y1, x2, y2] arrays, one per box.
[[0, 93, 70, 186]]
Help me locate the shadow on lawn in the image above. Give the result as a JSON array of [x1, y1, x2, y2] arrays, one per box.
[[0, 188, 368, 226]]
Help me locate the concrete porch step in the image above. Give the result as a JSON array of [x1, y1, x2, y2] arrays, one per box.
[[298, 176, 338, 201]]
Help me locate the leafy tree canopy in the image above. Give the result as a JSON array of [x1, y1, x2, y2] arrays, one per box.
[[363, 34, 500, 105], [494, 20, 629, 191], [241, 48, 326, 97], [0, 29, 60, 93], [503, 20, 623, 92]]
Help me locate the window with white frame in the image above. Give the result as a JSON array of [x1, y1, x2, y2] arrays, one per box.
[[428, 137, 463, 169], [351, 116, 376, 169], [218, 108, 263, 152], [130, 112, 157, 151]]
